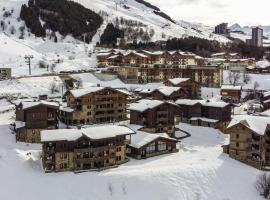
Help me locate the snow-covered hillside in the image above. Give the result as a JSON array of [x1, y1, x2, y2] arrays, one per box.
[[229, 24, 270, 47], [77, 0, 229, 43]]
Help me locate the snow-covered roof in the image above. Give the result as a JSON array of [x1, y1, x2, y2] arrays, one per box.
[[140, 86, 181, 96], [176, 99, 229, 108], [129, 132, 176, 149], [60, 106, 74, 113], [256, 60, 270, 68], [15, 121, 25, 129], [201, 100, 230, 108], [190, 117, 219, 123], [19, 101, 59, 110], [260, 110, 270, 117], [69, 87, 104, 98], [264, 91, 270, 98], [124, 51, 148, 58], [227, 115, 270, 135], [167, 78, 190, 85], [211, 52, 226, 57], [96, 52, 112, 57], [221, 85, 242, 91], [129, 99, 164, 112], [41, 129, 82, 142], [68, 87, 129, 98], [157, 86, 182, 96], [41, 125, 135, 142], [176, 99, 202, 106], [107, 55, 120, 59], [82, 125, 135, 140]]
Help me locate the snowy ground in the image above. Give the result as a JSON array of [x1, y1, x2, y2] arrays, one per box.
[[0, 107, 263, 200]]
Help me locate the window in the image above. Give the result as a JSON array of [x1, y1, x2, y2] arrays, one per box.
[[158, 141, 167, 151], [60, 163, 67, 169], [236, 142, 239, 148], [48, 112, 54, 118], [117, 147, 122, 152], [60, 153, 68, 159], [146, 143, 156, 154], [236, 134, 239, 139]]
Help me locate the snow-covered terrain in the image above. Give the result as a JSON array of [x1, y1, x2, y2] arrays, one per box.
[[77, 0, 229, 43], [229, 24, 270, 47], [0, 107, 264, 200]]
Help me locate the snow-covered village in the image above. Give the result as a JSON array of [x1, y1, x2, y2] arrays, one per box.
[[0, 0, 270, 199]]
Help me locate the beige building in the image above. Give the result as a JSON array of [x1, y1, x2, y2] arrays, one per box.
[[41, 125, 135, 172], [225, 115, 270, 169], [60, 87, 129, 125]]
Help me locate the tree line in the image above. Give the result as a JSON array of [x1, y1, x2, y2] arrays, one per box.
[[20, 0, 103, 43]]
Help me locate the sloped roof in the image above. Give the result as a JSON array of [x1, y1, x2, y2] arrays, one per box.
[[167, 78, 190, 85], [129, 132, 176, 149], [176, 99, 229, 108], [67, 87, 129, 98], [157, 86, 182, 96], [221, 85, 242, 91], [41, 125, 135, 142], [129, 99, 164, 112], [20, 101, 59, 110], [227, 115, 270, 135]]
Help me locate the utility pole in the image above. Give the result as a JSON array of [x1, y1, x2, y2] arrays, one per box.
[[25, 55, 34, 75]]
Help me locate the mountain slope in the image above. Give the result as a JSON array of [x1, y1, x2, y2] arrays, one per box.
[[229, 24, 270, 47], [76, 0, 230, 43]]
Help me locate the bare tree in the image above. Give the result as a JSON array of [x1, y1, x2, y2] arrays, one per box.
[[256, 173, 270, 199], [253, 81, 260, 92], [227, 71, 241, 85], [49, 81, 59, 94], [243, 72, 252, 84]]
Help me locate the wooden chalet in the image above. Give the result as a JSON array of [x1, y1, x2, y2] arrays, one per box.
[[15, 101, 59, 143], [225, 115, 270, 170], [164, 78, 201, 99], [129, 99, 179, 137], [127, 132, 178, 159], [220, 85, 242, 103], [176, 99, 231, 131], [139, 86, 187, 101]]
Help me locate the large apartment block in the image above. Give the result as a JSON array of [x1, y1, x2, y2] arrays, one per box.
[[246, 27, 263, 47], [41, 125, 135, 172], [225, 115, 270, 169], [60, 87, 129, 125]]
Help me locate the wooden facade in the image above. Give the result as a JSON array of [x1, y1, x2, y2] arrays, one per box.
[[176, 100, 231, 131], [60, 87, 128, 125], [110, 65, 223, 87], [226, 117, 270, 170], [220, 85, 242, 103], [15, 102, 59, 143], [41, 126, 134, 172], [127, 133, 178, 159], [140, 87, 187, 101], [164, 78, 201, 99], [130, 101, 179, 137]]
